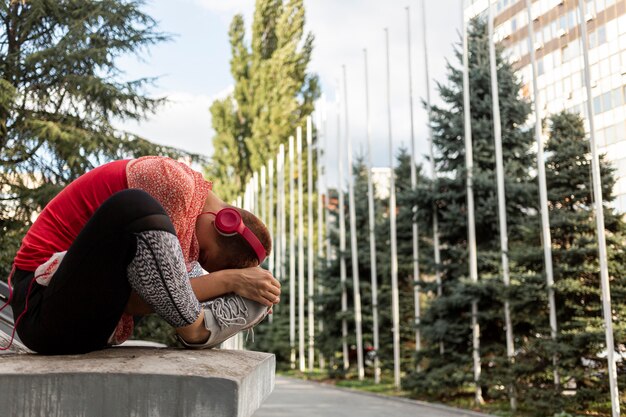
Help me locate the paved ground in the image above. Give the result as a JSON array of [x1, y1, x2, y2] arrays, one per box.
[[253, 376, 492, 417]]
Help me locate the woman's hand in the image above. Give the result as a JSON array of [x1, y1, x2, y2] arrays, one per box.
[[230, 267, 281, 307]]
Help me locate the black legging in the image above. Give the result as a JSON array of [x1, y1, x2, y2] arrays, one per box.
[[10, 189, 198, 355]]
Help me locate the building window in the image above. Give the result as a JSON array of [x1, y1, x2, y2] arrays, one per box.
[[593, 96, 602, 114], [602, 91, 612, 112], [613, 88, 623, 108], [560, 15, 568, 32], [592, 87, 625, 115], [589, 25, 607, 48]]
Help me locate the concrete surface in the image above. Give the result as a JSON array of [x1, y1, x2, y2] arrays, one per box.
[[253, 376, 494, 417], [0, 331, 30, 354], [0, 347, 275, 417]]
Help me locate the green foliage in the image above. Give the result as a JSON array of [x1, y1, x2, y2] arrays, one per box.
[[404, 17, 535, 403], [208, 0, 320, 202], [515, 112, 626, 416], [0, 0, 203, 280]]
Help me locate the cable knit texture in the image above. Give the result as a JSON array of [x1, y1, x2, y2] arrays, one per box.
[[127, 230, 201, 328]]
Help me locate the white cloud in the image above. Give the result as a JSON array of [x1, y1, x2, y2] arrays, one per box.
[[119, 0, 462, 187], [193, 0, 254, 24], [115, 88, 234, 157], [304, 0, 461, 189]]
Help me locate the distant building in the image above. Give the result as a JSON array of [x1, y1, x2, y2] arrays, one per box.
[[465, 0, 626, 210], [371, 167, 392, 200]]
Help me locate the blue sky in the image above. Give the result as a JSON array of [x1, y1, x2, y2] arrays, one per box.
[[116, 0, 462, 189]]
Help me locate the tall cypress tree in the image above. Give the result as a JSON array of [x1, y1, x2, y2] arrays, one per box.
[[0, 0, 197, 278], [209, 0, 319, 202], [405, 18, 535, 402]]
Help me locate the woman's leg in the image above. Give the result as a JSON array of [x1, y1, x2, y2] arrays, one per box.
[[13, 189, 202, 354]]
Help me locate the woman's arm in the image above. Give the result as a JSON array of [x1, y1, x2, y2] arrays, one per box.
[[124, 267, 281, 315], [191, 267, 281, 307]]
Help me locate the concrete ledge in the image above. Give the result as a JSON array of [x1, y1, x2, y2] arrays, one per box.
[[0, 347, 275, 417]]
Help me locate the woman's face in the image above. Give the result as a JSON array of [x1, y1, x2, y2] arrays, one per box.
[[195, 213, 220, 272]]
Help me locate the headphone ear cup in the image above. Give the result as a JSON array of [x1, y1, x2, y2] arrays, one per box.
[[214, 208, 242, 235]]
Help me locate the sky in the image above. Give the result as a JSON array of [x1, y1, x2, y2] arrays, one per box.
[[116, 0, 463, 189]]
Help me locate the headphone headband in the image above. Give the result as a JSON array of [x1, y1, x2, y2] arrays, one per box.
[[204, 208, 266, 264]]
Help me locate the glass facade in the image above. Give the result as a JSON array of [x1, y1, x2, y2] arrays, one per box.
[[466, 0, 626, 211]]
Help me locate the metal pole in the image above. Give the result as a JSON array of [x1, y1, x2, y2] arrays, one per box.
[[268, 161, 275, 276], [280, 145, 287, 306], [385, 28, 401, 390], [289, 136, 296, 369], [253, 172, 259, 215], [420, 0, 443, 355], [316, 106, 326, 371], [579, 2, 620, 415], [343, 65, 365, 380], [406, 6, 422, 370], [307, 116, 315, 371], [364, 48, 381, 384], [487, 1, 516, 410], [462, 2, 483, 404], [261, 166, 267, 228], [524, 0, 559, 389], [337, 83, 349, 371], [276, 149, 283, 283], [297, 127, 306, 372]]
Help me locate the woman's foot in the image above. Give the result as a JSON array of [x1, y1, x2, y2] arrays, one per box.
[[178, 294, 268, 349]]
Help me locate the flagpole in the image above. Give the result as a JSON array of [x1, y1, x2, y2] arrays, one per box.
[[268, 160, 275, 276], [487, 0, 516, 410], [420, 0, 443, 355], [385, 27, 401, 390], [297, 126, 306, 372], [579, 1, 620, 415], [364, 48, 381, 384], [261, 166, 267, 228], [524, 0, 559, 389], [306, 116, 315, 371], [406, 6, 422, 370], [462, 1, 483, 404], [276, 148, 283, 285], [316, 105, 326, 370], [289, 136, 297, 369], [337, 83, 349, 371], [343, 65, 365, 380], [279, 145, 287, 311]]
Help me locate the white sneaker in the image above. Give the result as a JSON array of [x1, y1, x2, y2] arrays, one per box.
[[177, 294, 269, 349]]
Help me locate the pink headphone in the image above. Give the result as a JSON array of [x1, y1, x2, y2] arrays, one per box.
[[200, 208, 266, 264]]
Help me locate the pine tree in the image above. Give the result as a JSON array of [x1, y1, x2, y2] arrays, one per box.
[[374, 148, 428, 372], [516, 112, 626, 415], [404, 17, 535, 403], [0, 0, 198, 278], [209, 0, 319, 202]]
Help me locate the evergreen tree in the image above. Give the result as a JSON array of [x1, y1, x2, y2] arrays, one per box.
[[209, 0, 319, 202], [375, 148, 428, 372], [405, 18, 535, 403], [312, 155, 382, 377], [516, 112, 626, 415], [0, 0, 199, 278]]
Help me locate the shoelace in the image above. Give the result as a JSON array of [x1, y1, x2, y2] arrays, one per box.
[[207, 295, 249, 329]]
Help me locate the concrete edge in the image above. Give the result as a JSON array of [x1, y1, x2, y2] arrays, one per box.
[[238, 353, 276, 417], [278, 376, 495, 417], [0, 372, 240, 417]]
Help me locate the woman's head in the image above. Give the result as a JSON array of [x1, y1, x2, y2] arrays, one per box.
[[196, 206, 272, 272]]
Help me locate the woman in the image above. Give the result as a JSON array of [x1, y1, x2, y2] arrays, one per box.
[[7, 156, 280, 354]]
